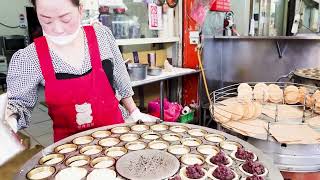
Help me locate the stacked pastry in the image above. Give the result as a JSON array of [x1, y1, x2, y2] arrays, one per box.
[[213, 83, 262, 123], [312, 90, 320, 113], [214, 102, 262, 123]]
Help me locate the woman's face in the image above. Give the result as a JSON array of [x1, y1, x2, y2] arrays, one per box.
[[36, 0, 82, 36]]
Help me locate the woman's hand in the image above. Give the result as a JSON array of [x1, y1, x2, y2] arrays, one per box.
[[121, 97, 156, 123], [130, 108, 156, 123], [5, 109, 18, 133]]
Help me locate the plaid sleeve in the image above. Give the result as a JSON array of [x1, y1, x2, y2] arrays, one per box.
[[6, 46, 42, 129]]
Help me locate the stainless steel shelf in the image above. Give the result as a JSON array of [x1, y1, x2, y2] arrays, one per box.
[[209, 36, 320, 40]]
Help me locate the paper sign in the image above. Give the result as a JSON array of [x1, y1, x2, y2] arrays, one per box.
[[148, 3, 162, 30]]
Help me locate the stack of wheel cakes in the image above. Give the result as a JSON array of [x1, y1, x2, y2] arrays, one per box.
[[212, 82, 320, 141]]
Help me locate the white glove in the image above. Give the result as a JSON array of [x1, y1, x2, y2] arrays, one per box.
[[5, 109, 18, 133], [129, 108, 156, 123], [0, 93, 18, 133]]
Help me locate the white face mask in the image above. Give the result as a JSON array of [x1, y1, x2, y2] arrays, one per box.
[[43, 25, 82, 46]]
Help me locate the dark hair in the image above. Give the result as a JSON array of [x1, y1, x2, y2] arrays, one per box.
[[30, 0, 80, 8]]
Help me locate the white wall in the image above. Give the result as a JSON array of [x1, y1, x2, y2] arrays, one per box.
[[0, 0, 31, 36]]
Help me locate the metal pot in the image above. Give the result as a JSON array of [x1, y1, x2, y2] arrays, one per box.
[[147, 67, 162, 76], [127, 63, 147, 81]]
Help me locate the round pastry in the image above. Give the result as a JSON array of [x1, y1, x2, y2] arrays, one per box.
[[125, 141, 146, 151], [87, 169, 117, 180], [179, 164, 207, 180], [148, 140, 169, 150], [208, 165, 238, 180], [105, 147, 127, 157], [188, 129, 207, 137], [298, 87, 308, 104], [252, 102, 262, 119], [80, 145, 102, 156], [312, 90, 320, 101], [98, 137, 120, 147], [253, 83, 269, 102], [206, 151, 233, 167], [238, 83, 253, 101], [90, 156, 115, 168], [241, 101, 255, 120], [205, 134, 226, 143], [39, 154, 64, 166], [267, 84, 283, 103], [231, 147, 258, 162], [181, 154, 205, 166], [214, 106, 232, 123], [55, 167, 87, 180], [246, 174, 265, 180], [220, 141, 242, 151], [54, 144, 77, 154], [284, 85, 299, 104], [305, 95, 316, 108], [229, 102, 244, 121], [168, 145, 190, 155], [162, 133, 182, 142], [197, 145, 219, 156], [182, 138, 202, 147], [240, 160, 268, 177], [65, 155, 90, 167], [91, 130, 111, 138]]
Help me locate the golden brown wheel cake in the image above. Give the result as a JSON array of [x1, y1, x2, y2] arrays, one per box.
[[252, 101, 262, 119], [241, 101, 255, 120], [298, 87, 308, 104], [284, 85, 299, 104], [305, 95, 316, 108], [253, 83, 269, 102], [237, 83, 253, 101], [314, 101, 320, 114], [312, 90, 320, 102], [229, 102, 244, 121], [312, 90, 320, 113], [213, 105, 232, 123], [268, 84, 283, 103]]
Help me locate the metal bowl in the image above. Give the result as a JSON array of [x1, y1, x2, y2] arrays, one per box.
[[127, 63, 148, 81], [147, 67, 162, 76]]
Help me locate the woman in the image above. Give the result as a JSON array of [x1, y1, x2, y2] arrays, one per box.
[[5, 0, 148, 142]]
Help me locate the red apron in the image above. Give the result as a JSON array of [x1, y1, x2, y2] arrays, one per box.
[[34, 26, 124, 142]]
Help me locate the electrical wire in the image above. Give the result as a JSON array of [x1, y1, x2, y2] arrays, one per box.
[[196, 43, 212, 108], [301, 23, 320, 35], [0, 22, 20, 28]]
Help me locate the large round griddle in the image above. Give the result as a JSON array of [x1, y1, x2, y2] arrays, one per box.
[[15, 122, 283, 180]]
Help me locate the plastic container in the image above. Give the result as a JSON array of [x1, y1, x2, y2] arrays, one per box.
[[129, 16, 141, 39], [99, 6, 112, 29], [179, 110, 195, 124], [112, 8, 130, 39]]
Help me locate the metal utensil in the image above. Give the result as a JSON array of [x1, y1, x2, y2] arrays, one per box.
[[147, 67, 162, 76], [127, 63, 148, 81]]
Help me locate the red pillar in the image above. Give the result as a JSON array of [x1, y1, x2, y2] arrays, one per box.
[[182, 0, 200, 106]]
